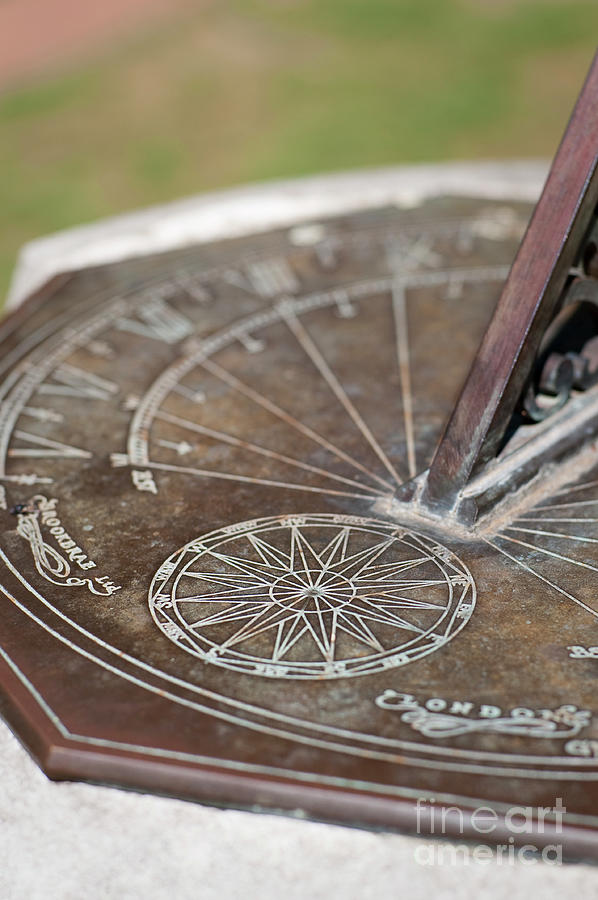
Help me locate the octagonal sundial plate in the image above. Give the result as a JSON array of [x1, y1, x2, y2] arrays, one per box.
[[3, 181, 598, 854]]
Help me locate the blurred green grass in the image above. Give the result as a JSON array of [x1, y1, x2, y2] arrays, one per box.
[[2, 0, 598, 300]]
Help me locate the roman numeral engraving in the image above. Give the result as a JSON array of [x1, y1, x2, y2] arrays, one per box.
[[156, 561, 177, 580], [174, 272, 213, 304], [162, 621, 185, 640], [315, 238, 340, 270], [38, 364, 119, 401], [87, 340, 115, 358], [222, 258, 300, 298], [9, 431, 92, 459], [245, 258, 299, 297], [221, 269, 252, 292], [333, 288, 357, 318], [110, 453, 130, 468], [132, 469, 158, 494], [116, 298, 193, 344], [238, 333, 265, 354]]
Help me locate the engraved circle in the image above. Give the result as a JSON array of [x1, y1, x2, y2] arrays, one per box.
[[269, 571, 356, 612], [149, 514, 476, 679]]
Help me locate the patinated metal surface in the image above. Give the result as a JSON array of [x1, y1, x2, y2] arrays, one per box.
[[3, 195, 598, 855]]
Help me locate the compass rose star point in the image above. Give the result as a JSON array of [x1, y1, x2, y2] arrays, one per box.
[[151, 516, 476, 678]]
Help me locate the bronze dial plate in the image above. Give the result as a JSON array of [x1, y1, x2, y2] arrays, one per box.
[[2, 196, 598, 853]]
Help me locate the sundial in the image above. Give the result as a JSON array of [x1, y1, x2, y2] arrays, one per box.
[[4, 57, 598, 858]]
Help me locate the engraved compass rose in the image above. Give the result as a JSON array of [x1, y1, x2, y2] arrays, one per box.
[[149, 515, 475, 678]]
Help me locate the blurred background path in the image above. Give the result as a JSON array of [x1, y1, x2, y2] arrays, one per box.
[[0, 0, 191, 90]]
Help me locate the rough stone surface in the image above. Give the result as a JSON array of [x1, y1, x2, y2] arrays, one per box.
[[2, 718, 598, 899]]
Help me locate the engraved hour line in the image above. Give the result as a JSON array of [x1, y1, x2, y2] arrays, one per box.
[[387, 237, 435, 481], [506, 525, 598, 544], [115, 297, 193, 344], [552, 479, 598, 497], [0, 293, 128, 470], [497, 533, 598, 575], [153, 409, 387, 497], [157, 439, 193, 456], [37, 364, 119, 401], [532, 499, 598, 511], [146, 459, 381, 500], [390, 278, 417, 478], [22, 407, 64, 424], [8, 431, 92, 459], [484, 538, 598, 620], [172, 384, 205, 404], [279, 302, 404, 488], [0, 473, 53, 485], [516, 517, 598, 523], [200, 358, 393, 492]]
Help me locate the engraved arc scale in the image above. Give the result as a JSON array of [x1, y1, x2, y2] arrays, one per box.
[[6, 58, 598, 856]]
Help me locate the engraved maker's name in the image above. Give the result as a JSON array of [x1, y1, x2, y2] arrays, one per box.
[[36, 495, 96, 570]]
